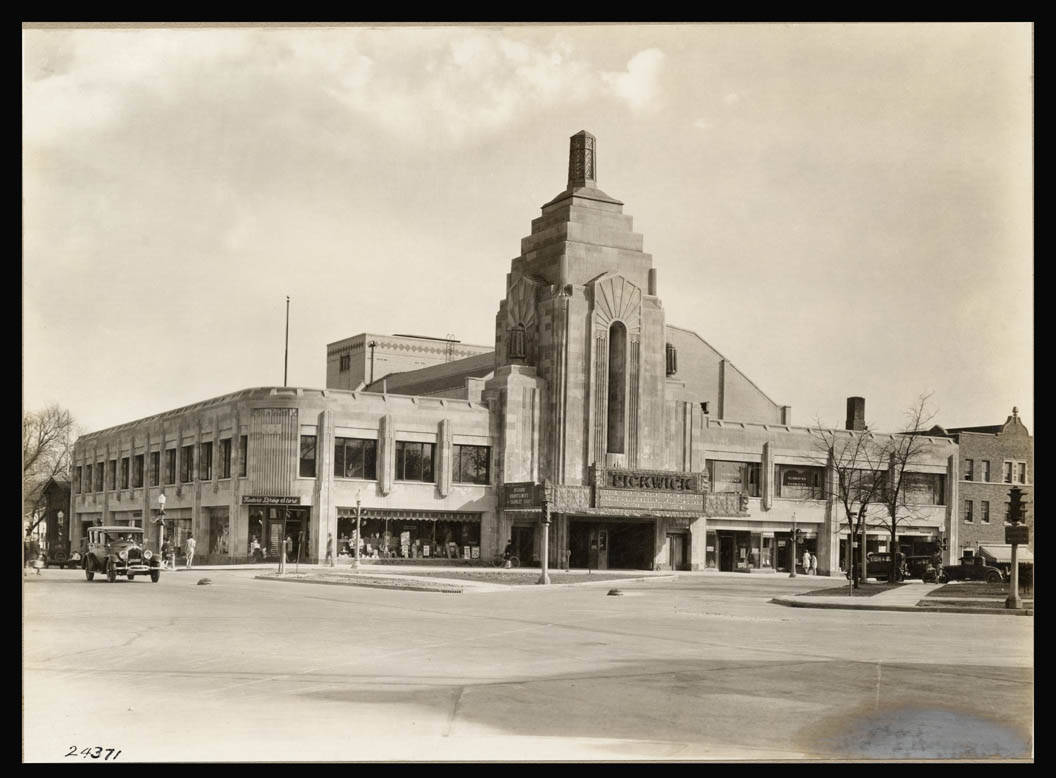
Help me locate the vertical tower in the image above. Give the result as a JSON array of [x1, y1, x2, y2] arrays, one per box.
[[488, 131, 668, 490]]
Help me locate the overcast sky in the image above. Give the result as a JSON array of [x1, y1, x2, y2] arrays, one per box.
[[23, 23, 1033, 436]]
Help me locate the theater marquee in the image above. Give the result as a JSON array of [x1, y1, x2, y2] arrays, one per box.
[[593, 467, 706, 512]]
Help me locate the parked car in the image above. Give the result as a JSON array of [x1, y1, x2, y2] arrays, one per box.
[[939, 556, 1004, 584], [84, 526, 161, 583], [904, 554, 941, 582], [45, 541, 82, 570], [866, 551, 906, 582]]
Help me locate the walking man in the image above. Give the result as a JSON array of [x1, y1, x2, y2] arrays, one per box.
[[809, 551, 818, 576], [326, 532, 335, 568], [184, 534, 196, 570]]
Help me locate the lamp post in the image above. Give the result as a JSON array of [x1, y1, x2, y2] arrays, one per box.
[[537, 485, 551, 586], [789, 513, 798, 578], [352, 490, 362, 571]]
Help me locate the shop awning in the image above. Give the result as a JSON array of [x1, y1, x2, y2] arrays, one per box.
[[337, 508, 481, 522], [979, 545, 1033, 564]]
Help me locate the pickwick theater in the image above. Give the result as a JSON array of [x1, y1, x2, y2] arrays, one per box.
[[68, 132, 963, 575]]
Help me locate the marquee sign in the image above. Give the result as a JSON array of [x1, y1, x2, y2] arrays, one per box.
[[240, 496, 301, 506], [598, 468, 704, 493]]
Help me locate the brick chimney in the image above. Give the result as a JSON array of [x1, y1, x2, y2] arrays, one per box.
[[846, 397, 866, 431]]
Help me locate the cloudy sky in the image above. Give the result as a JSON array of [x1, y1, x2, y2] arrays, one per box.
[[23, 23, 1033, 435]]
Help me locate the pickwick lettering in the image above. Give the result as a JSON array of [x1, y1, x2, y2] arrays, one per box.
[[604, 470, 701, 493]]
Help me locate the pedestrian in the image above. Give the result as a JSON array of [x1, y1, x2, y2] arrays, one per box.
[[802, 548, 811, 575], [167, 539, 177, 570], [161, 539, 172, 569], [326, 532, 335, 567], [184, 534, 196, 570], [29, 536, 43, 575], [284, 535, 293, 563], [809, 551, 818, 576], [503, 539, 514, 568]]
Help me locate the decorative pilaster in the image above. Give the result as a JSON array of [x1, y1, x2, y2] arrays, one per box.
[[379, 414, 395, 496], [438, 419, 453, 498]]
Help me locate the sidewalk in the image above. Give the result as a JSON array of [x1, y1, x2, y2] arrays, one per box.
[[772, 582, 1034, 616]]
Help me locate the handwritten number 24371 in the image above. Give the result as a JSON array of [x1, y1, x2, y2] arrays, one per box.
[[65, 746, 122, 760]]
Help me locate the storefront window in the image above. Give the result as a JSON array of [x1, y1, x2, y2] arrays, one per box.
[[336, 511, 481, 560], [453, 445, 490, 485], [300, 435, 317, 478], [94, 462, 104, 492], [396, 441, 435, 482], [707, 460, 760, 497], [150, 452, 160, 486], [108, 460, 117, 490], [903, 472, 945, 505], [776, 465, 825, 500], [847, 469, 885, 503], [334, 437, 377, 479]]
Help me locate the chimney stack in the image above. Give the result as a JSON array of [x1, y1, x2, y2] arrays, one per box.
[[846, 397, 866, 431]]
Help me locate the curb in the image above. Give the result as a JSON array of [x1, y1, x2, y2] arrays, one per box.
[[770, 596, 1033, 616], [255, 574, 464, 594]]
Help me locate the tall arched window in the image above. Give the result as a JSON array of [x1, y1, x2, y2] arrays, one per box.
[[607, 321, 626, 454]]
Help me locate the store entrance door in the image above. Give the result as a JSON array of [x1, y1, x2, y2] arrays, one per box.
[[719, 534, 735, 572], [511, 525, 535, 565], [668, 533, 687, 571]]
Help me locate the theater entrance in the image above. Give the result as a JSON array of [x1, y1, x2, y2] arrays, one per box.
[[568, 519, 655, 570]]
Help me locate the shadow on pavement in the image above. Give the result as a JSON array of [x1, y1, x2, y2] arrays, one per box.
[[298, 658, 1032, 759]]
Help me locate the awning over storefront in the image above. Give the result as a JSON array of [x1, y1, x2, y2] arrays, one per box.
[[337, 508, 481, 522], [979, 545, 1034, 564]]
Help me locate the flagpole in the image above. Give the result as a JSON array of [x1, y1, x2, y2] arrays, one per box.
[[284, 296, 290, 387]]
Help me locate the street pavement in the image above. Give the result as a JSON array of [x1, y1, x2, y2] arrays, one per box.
[[23, 567, 1033, 762]]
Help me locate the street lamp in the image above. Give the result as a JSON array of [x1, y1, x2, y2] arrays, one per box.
[[789, 513, 798, 578], [352, 489, 362, 571]]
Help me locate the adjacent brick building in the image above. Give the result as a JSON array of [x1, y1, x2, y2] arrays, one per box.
[[930, 408, 1033, 565]]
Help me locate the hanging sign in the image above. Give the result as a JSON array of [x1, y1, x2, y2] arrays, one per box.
[[241, 496, 301, 506]]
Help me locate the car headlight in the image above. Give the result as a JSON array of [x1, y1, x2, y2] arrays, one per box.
[[143, 550, 153, 560], [119, 550, 128, 560]]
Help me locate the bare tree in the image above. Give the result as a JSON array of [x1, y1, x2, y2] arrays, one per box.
[[22, 405, 78, 533], [874, 394, 940, 584], [811, 393, 939, 587]]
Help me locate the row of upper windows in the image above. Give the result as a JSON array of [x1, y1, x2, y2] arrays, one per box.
[[76, 437, 248, 493], [77, 436, 492, 492], [963, 458, 1028, 484], [707, 460, 947, 505], [299, 436, 491, 485]]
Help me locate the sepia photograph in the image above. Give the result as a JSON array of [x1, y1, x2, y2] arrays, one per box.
[[22, 22, 1033, 763]]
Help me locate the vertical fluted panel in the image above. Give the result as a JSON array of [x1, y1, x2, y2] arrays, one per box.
[[250, 408, 297, 495]]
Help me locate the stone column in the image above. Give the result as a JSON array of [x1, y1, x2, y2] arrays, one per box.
[[379, 413, 395, 496], [312, 408, 336, 564], [689, 516, 707, 571], [438, 418, 453, 498]]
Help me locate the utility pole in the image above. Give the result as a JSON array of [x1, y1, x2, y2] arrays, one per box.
[[283, 296, 290, 387], [1005, 486, 1029, 609], [538, 481, 552, 585]]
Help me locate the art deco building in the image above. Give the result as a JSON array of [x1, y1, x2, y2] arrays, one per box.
[[69, 132, 958, 574]]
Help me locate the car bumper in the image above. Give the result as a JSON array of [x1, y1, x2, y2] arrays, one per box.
[[115, 564, 159, 573]]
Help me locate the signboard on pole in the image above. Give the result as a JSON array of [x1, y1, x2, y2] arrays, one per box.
[[1005, 525, 1030, 545], [503, 482, 539, 509]]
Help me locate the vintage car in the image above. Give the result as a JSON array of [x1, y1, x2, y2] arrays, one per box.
[[938, 556, 1004, 584], [45, 540, 82, 570], [865, 551, 906, 582], [904, 554, 942, 582], [84, 526, 161, 583]]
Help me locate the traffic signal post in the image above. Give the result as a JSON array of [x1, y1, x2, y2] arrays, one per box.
[[1005, 486, 1030, 609]]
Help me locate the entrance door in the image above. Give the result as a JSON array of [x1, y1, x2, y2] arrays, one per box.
[[719, 535, 735, 572], [668, 533, 686, 571], [590, 528, 609, 570], [512, 525, 534, 565]]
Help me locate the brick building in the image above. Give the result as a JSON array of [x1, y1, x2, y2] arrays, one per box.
[[930, 408, 1034, 567], [68, 131, 960, 574]]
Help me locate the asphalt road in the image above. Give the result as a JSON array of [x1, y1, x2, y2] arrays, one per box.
[[23, 568, 1033, 762]]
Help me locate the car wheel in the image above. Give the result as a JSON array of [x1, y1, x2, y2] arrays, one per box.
[[150, 570, 160, 583], [128, 574, 135, 581], [85, 559, 95, 582], [106, 561, 117, 583], [985, 571, 1001, 584]]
